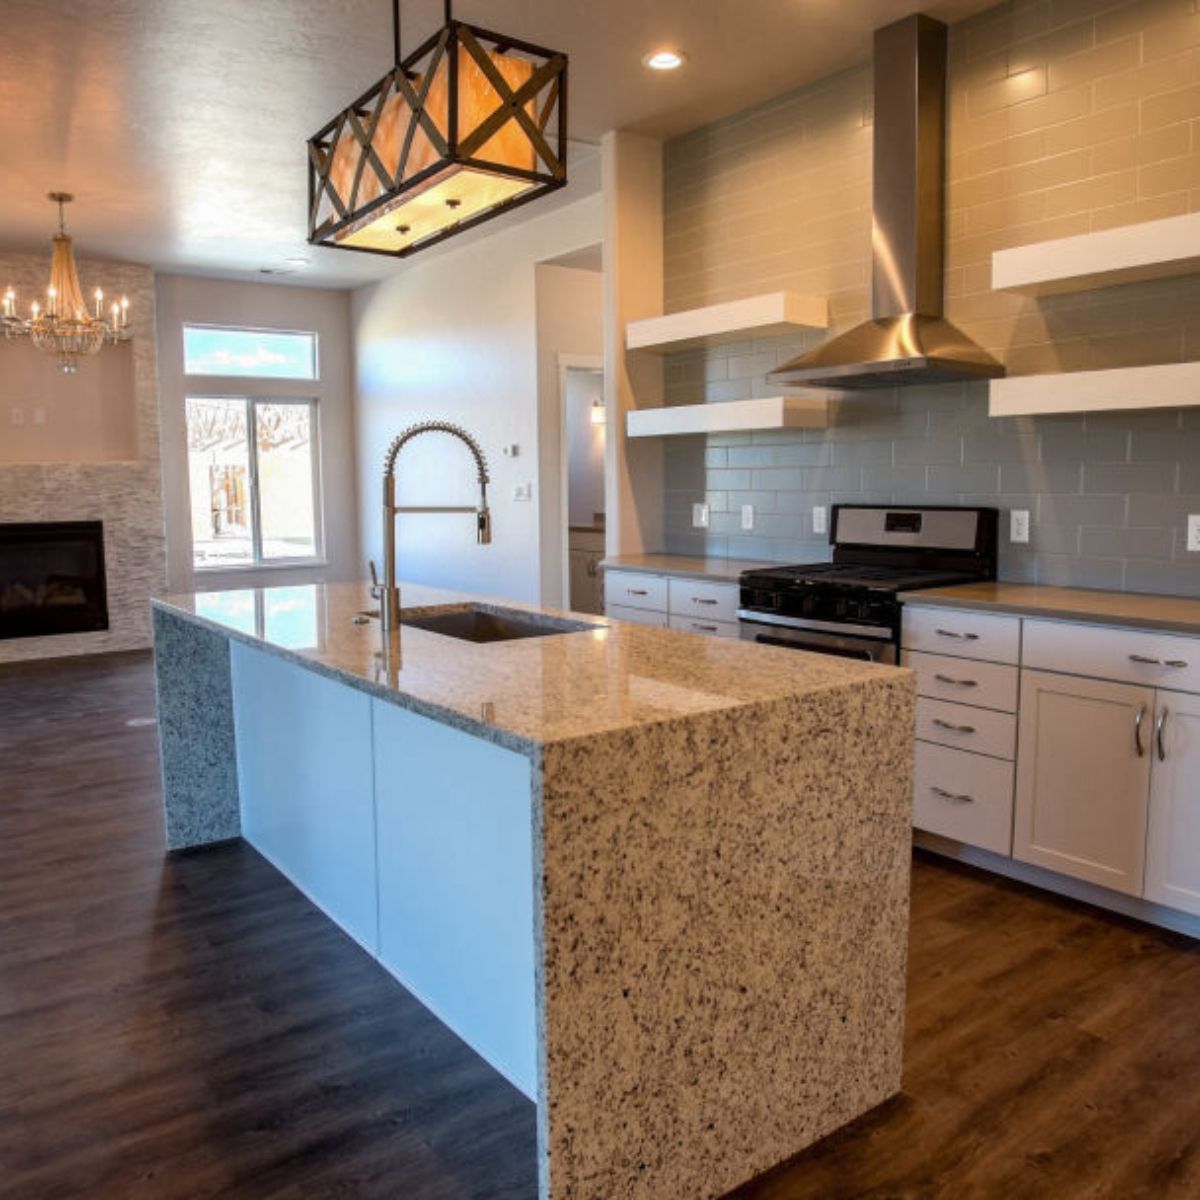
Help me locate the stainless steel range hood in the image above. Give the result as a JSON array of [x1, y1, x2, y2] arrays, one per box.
[[769, 14, 1004, 391]]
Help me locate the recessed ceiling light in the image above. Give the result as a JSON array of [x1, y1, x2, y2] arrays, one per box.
[[643, 48, 686, 71]]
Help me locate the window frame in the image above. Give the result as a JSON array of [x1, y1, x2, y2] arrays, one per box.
[[185, 393, 326, 573], [181, 323, 321, 381]]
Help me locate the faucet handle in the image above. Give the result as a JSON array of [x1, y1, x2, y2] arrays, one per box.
[[368, 558, 382, 597]]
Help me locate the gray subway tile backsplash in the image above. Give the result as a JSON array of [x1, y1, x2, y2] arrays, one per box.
[[661, 350, 1200, 596]]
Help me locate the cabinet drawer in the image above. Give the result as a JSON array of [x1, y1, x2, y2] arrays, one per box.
[[667, 614, 740, 639], [904, 650, 1019, 712], [902, 606, 1020, 664], [916, 698, 1016, 760], [1023, 619, 1200, 695], [605, 603, 668, 628], [913, 742, 1015, 855], [604, 571, 667, 613], [667, 578, 740, 623]]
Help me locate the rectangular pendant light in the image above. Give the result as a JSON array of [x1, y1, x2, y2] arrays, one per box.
[[308, 17, 568, 259]]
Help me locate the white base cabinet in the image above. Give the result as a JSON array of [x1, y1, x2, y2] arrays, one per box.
[[904, 604, 1200, 932], [603, 568, 741, 639], [1013, 670, 1152, 896], [1144, 692, 1200, 916]]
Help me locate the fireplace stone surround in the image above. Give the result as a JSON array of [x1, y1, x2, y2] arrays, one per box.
[[0, 254, 164, 663]]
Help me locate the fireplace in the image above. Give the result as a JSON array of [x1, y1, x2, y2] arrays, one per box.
[[0, 522, 109, 641]]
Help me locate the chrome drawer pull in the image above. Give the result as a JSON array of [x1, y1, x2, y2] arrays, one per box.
[[1129, 653, 1189, 669], [1156, 707, 1169, 763], [932, 718, 976, 734], [937, 629, 980, 640], [692, 623, 719, 632], [931, 786, 974, 803], [692, 597, 719, 605], [627, 588, 649, 596], [1134, 705, 1146, 758], [934, 673, 978, 687]]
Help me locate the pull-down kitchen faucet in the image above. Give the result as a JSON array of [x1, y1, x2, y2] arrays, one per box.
[[370, 420, 491, 633]]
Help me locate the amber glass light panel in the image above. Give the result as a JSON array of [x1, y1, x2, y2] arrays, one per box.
[[328, 45, 537, 254]]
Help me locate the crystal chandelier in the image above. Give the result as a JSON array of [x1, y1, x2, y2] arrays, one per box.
[[2, 193, 132, 374], [308, 0, 567, 259]]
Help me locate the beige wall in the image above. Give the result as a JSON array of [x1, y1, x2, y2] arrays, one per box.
[[535, 262, 603, 607], [352, 193, 603, 605], [155, 274, 359, 593], [660, 0, 1200, 595]]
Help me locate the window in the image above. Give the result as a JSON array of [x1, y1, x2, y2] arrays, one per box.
[[186, 397, 321, 569], [183, 325, 317, 379]]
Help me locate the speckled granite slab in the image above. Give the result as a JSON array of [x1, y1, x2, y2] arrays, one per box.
[[534, 677, 913, 1200], [153, 580, 915, 1200]]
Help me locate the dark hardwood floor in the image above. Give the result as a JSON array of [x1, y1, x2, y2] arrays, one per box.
[[3, 651, 1199, 1198]]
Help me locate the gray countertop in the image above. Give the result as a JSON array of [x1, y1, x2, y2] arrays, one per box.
[[600, 553, 773, 584], [900, 581, 1200, 636]]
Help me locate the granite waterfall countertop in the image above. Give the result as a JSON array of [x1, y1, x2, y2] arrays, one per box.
[[153, 581, 904, 754]]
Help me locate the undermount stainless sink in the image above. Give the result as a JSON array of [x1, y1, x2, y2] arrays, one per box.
[[356, 603, 600, 643]]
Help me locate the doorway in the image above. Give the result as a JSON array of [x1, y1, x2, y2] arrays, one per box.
[[558, 359, 605, 614]]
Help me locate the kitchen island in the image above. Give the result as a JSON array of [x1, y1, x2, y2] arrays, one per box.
[[152, 580, 915, 1200]]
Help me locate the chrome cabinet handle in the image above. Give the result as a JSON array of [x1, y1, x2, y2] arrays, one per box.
[[1134, 705, 1146, 758], [1129, 654, 1190, 668], [692, 623, 719, 632], [627, 588, 648, 596], [934, 673, 978, 687], [931, 786, 974, 803], [937, 629, 980, 640], [692, 597, 719, 605], [1156, 707, 1169, 763], [933, 718, 976, 734]]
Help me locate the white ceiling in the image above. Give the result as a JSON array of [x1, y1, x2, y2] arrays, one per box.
[[0, 0, 997, 288]]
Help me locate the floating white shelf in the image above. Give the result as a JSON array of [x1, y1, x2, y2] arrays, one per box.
[[989, 361, 1200, 417], [626, 395, 829, 438], [992, 212, 1200, 296], [625, 291, 828, 354]]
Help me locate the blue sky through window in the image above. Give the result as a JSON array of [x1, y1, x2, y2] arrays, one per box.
[[184, 326, 317, 379]]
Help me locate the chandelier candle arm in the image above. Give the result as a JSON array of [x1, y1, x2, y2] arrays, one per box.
[[3, 193, 132, 373]]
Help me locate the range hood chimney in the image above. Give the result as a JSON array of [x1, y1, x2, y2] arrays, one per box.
[[769, 14, 1004, 391]]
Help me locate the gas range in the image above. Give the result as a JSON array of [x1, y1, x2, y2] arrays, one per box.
[[737, 505, 999, 663]]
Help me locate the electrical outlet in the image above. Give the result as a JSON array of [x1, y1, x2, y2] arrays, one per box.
[[692, 502, 710, 529], [1188, 514, 1200, 553], [32, 407, 46, 426], [501, 443, 520, 457], [10, 408, 23, 426], [741, 504, 755, 531], [812, 505, 828, 536], [512, 482, 532, 501], [1010, 509, 1030, 544]]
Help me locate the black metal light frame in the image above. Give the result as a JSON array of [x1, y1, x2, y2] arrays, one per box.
[[307, 0, 568, 260]]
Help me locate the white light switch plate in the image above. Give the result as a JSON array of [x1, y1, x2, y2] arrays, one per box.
[[1010, 509, 1030, 544], [692, 502, 710, 529], [741, 504, 755, 531], [812, 506, 827, 535], [1188, 514, 1200, 552]]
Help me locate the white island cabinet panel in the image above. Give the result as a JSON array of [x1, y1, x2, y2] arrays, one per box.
[[373, 701, 537, 1100], [231, 642, 378, 953]]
